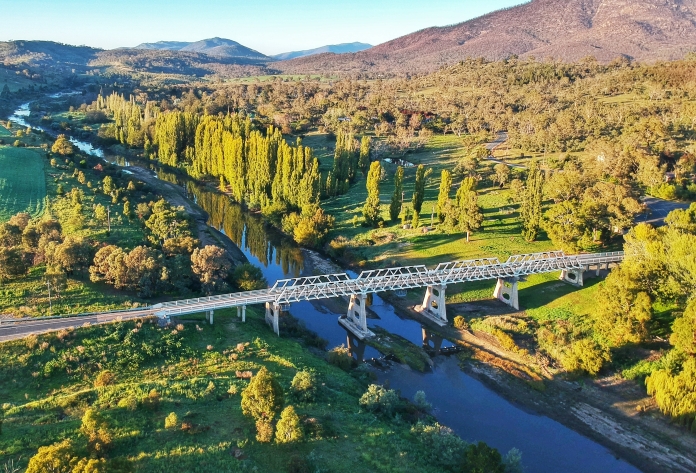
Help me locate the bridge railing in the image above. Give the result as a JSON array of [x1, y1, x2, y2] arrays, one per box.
[[153, 250, 626, 317]]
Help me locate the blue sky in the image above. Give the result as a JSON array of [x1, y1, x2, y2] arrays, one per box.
[[0, 0, 524, 54]]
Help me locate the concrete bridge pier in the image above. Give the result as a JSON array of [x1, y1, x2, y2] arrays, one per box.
[[265, 302, 280, 336], [236, 306, 247, 322], [205, 310, 214, 325], [560, 268, 585, 287], [338, 293, 374, 340], [493, 277, 519, 310], [416, 284, 448, 326], [594, 262, 609, 276]]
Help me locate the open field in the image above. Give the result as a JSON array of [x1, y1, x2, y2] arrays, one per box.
[[0, 146, 47, 220], [315, 133, 553, 268], [0, 310, 448, 473]]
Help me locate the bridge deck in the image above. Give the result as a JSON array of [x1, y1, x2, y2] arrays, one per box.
[[154, 251, 623, 318]]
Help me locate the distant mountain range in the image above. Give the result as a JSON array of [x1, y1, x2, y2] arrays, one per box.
[[133, 37, 269, 61], [275, 0, 696, 74], [4, 0, 696, 78], [272, 42, 372, 60], [132, 38, 372, 62]]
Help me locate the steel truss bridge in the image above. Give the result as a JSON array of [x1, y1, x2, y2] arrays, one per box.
[[153, 250, 624, 339]]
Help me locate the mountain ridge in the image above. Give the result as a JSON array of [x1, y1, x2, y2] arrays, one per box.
[[272, 42, 372, 60], [275, 0, 696, 74], [133, 37, 269, 61]]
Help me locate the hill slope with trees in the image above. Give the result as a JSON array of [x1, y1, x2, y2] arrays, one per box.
[[276, 0, 696, 74]]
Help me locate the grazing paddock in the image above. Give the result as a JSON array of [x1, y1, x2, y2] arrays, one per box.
[[0, 146, 47, 221]]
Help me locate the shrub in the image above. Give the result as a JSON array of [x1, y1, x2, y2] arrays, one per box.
[[560, 339, 610, 376], [465, 442, 505, 473], [275, 406, 303, 443], [72, 458, 108, 473], [503, 448, 524, 473], [411, 422, 467, 470], [80, 408, 112, 453], [232, 263, 268, 291], [241, 367, 284, 421], [26, 439, 77, 473], [327, 345, 354, 371], [413, 390, 432, 411], [94, 370, 116, 388], [453, 316, 468, 330], [165, 412, 178, 429], [255, 419, 274, 443], [117, 396, 138, 411], [359, 384, 399, 416], [142, 389, 160, 410], [290, 371, 317, 402]]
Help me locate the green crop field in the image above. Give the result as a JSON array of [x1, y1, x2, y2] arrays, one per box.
[[0, 146, 47, 221], [0, 123, 12, 137]]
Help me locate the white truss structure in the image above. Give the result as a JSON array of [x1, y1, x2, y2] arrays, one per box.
[[153, 251, 624, 320]]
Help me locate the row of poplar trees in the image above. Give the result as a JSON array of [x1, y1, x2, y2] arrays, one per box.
[[93, 92, 155, 147], [152, 112, 321, 213], [325, 131, 371, 197]]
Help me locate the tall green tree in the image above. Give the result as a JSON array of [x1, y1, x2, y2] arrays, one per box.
[[241, 367, 284, 421], [436, 170, 452, 223], [359, 136, 371, 177], [363, 161, 382, 227], [670, 299, 696, 355], [520, 161, 544, 242], [389, 166, 404, 222], [412, 165, 431, 215], [455, 177, 483, 242]]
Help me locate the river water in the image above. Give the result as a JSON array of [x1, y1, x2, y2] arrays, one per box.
[[8, 100, 642, 473]]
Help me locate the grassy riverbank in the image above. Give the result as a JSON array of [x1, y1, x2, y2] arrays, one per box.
[[0, 309, 481, 473]]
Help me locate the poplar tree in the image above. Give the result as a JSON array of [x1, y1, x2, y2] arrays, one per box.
[[521, 161, 544, 242], [455, 177, 483, 242], [359, 136, 371, 177], [389, 166, 404, 222], [363, 161, 382, 227], [412, 165, 431, 215], [436, 170, 452, 223]]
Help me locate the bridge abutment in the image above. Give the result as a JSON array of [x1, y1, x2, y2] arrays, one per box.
[[493, 277, 519, 310], [416, 284, 448, 326], [560, 268, 585, 287], [339, 293, 375, 340]]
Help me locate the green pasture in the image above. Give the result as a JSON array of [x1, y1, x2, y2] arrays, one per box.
[[315, 133, 550, 267], [0, 146, 47, 221], [0, 310, 447, 473]]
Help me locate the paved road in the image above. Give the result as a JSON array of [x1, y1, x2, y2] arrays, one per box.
[[485, 132, 527, 169], [637, 196, 691, 227], [0, 308, 156, 343], [485, 131, 508, 151]]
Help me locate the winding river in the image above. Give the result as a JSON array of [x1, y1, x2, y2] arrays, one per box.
[[8, 99, 642, 473]]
